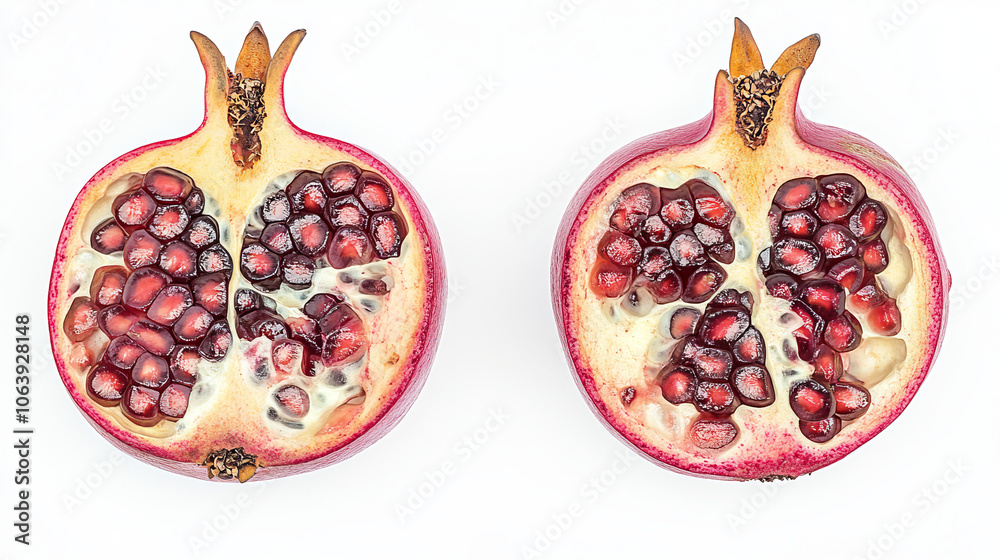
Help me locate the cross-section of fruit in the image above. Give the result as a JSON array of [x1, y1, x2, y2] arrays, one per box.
[[552, 20, 948, 480], [49, 25, 445, 482]]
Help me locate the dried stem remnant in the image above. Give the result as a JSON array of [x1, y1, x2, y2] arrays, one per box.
[[228, 72, 266, 169], [203, 447, 260, 482], [733, 69, 782, 150]]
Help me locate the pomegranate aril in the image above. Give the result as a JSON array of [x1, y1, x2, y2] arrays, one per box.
[[824, 312, 863, 353], [113, 189, 156, 228], [669, 230, 706, 268], [198, 321, 231, 361], [811, 344, 843, 384], [359, 278, 388, 295], [638, 246, 672, 279], [132, 352, 169, 388], [260, 222, 294, 255], [669, 307, 701, 339], [610, 184, 659, 234], [328, 226, 375, 269], [168, 346, 199, 385], [105, 336, 146, 370], [814, 223, 858, 260], [698, 307, 750, 346], [275, 385, 310, 418], [183, 187, 204, 215], [173, 306, 214, 342], [147, 205, 190, 241], [694, 381, 738, 415], [240, 243, 281, 286], [709, 288, 741, 308], [640, 215, 671, 245], [848, 199, 887, 243], [827, 257, 865, 293], [272, 339, 304, 377], [98, 305, 139, 337], [765, 273, 799, 300], [287, 172, 328, 213], [732, 365, 775, 407], [122, 267, 169, 311], [190, 273, 228, 316], [240, 309, 289, 341], [733, 327, 765, 364], [833, 382, 871, 420], [798, 279, 846, 320], [590, 258, 633, 298], [198, 244, 233, 276], [322, 162, 362, 194], [688, 180, 734, 227], [768, 205, 782, 238], [287, 213, 330, 257], [860, 238, 889, 273], [659, 366, 696, 405], [690, 418, 738, 450], [851, 275, 889, 310], [643, 270, 683, 304], [816, 174, 866, 223], [123, 230, 162, 270], [693, 222, 726, 247], [370, 212, 407, 259], [318, 305, 367, 366], [159, 384, 191, 419], [869, 299, 902, 336], [260, 190, 291, 223], [356, 173, 394, 212], [122, 385, 161, 426], [706, 240, 735, 264], [158, 241, 198, 280], [598, 231, 641, 267], [683, 263, 726, 304], [146, 284, 193, 325], [303, 293, 342, 319], [91, 218, 127, 254], [143, 167, 193, 202], [659, 186, 694, 229], [790, 300, 824, 360], [128, 320, 175, 356], [691, 347, 733, 380], [674, 336, 705, 363], [325, 195, 369, 229], [282, 253, 315, 289], [180, 216, 219, 249], [773, 177, 818, 211], [87, 365, 127, 406], [90, 266, 128, 306], [757, 247, 772, 274], [780, 210, 818, 238], [789, 378, 835, 422], [63, 297, 100, 342], [800, 417, 841, 443], [233, 288, 262, 314], [772, 237, 823, 276]]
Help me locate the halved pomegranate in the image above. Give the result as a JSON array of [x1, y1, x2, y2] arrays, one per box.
[[552, 20, 949, 480], [48, 25, 445, 482]]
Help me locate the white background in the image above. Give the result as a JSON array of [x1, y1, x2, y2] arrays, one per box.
[[1, 1, 997, 559]]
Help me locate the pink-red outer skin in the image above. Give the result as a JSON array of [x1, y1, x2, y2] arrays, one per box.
[[551, 87, 950, 480], [47, 54, 446, 482]]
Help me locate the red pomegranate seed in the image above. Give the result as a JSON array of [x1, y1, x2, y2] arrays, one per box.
[[781, 210, 818, 238], [282, 253, 315, 289], [848, 199, 887, 243], [773, 177, 818, 211], [322, 162, 362, 194], [869, 299, 902, 336], [683, 263, 726, 303], [690, 418, 739, 449], [198, 321, 232, 361], [710, 288, 740, 307], [260, 222, 294, 255], [757, 247, 772, 274], [287, 214, 330, 257], [733, 327, 765, 364], [688, 180, 734, 227], [768, 205, 782, 238], [272, 339, 304, 377], [790, 300, 824, 361], [772, 238, 823, 276], [90, 266, 128, 306], [694, 381, 738, 415], [241, 243, 281, 285], [183, 187, 204, 215], [128, 320, 175, 356], [824, 312, 862, 353], [240, 309, 289, 341], [132, 352, 170, 388], [598, 231, 642, 267], [798, 279, 846, 320], [234, 288, 262, 313], [318, 305, 367, 366], [851, 274, 889, 310], [674, 336, 706, 363], [659, 366, 696, 404], [91, 218, 127, 254], [832, 381, 871, 420], [63, 297, 100, 342], [644, 270, 683, 304], [590, 259, 633, 298], [860, 238, 889, 273], [70, 345, 94, 372], [800, 417, 841, 443], [693, 222, 726, 247], [816, 174, 866, 222], [706, 240, 735, 264], [303, 293, 342, 319], [640, 215, 671, 244], [359, 278, 388, 295], [699, 307, 750, 346], [668, 230, 706, 268], [328, 226, 375, 268], [659, 186, 695, 229], [147, 205, 190, 240], [789, 378, 834, 421], [827, 257, 865, 293], [356, 173, 394, 212], [122, 385, 161, 426], [287, 172, 328, 214], [669, 307, 701, 339], [123, 230, 162, 270], [146, 284, 193, 325], [370, 212, 407, 259], [143, 167, 193, 202], [98, 305, 139, 337], [732, 365, 774, 407], [325, 196, 369, 229], [159, 384, 191, 419], [814, 224, 858, 260], [811, 344, 843, 384], [87, 365, 127, 406], [181, 216, 219, 249], [105, 335, 146, 370], [187, 273, 226, 317], [274, 385, 310, 418], [158, 241, 198, 280], [169, 346, 199, 385], [122, 267, 170, 311], [173, 306, 214, 342], [691, 347, 733, 380], [198, 243, 233, 276], [610, 184, 659, 234], [260, 190, 291, 223], [765, 273, 799, 300], [113, 189, 157, 228], [638, 246, 672, 278]]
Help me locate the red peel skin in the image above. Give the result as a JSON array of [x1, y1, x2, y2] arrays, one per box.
[[551, 69, 949, 480], [48, 30, 446, 481]]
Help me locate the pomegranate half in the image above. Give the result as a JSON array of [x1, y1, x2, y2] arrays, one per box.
[[552, 20, 949, 480], [48, 25, 445, 482]]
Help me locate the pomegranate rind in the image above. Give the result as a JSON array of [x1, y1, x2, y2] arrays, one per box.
[[48, 30, 446, 481], [552, 69, 949, 480]]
